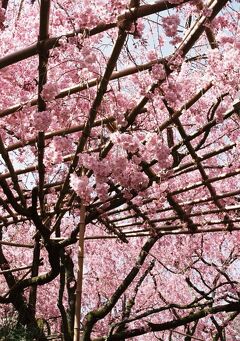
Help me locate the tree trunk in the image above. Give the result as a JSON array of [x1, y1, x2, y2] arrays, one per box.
[[73, 204, 86, 341]]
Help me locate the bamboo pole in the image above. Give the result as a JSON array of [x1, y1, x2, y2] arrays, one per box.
[[73, 204, 86, 341], [28, 0, 51, 320], [0, 264, 33, 275], [0, 240, 33, 248], [49, 224, 240, 241]]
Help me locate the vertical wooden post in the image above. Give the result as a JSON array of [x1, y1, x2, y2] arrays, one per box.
[[73, 204, 86, 341], [29, 0, 50, 319]]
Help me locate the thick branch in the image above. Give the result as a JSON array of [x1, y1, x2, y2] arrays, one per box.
[[82, 234, 162, 340], [94, 301, 240, 340]]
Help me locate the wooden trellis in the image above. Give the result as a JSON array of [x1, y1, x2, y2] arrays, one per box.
[[0, 0, 239, 339]]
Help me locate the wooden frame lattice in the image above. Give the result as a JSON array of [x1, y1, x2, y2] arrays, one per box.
[[0, 0, 238, 242], [0, 5, 239, 335]]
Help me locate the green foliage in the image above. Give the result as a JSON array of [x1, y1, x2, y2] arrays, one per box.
[[0, 316, 50, 340], [0, 320, 32, 341]]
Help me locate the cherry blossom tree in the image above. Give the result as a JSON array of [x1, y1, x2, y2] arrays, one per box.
[[0, 0, 240, 340]]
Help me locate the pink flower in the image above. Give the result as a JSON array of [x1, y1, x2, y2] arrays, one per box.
[[32, 110, 52, 131], [156, 144, 172, 168], [147, 50, 157, 61], [162, 15, 180, 37], [70, 174, 92, 204], [202, 7, 213, 18], [96, 183, 109, 201], [41, 82, 59, 101], [151, 64, 166, 80]]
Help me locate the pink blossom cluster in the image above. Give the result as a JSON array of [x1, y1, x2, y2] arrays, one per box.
[[147, 50, 157, 61], [81, 46, 97, 64], [110, 132, 141, 153], [32, 110, 52, 131], [109, 132, 173, 171], [143, 133, 172, 169], [79, 155, 111, 183], [215, 103, 227, 123], [74, 146, 149, 197], [81, 151, 148, 193], [201, 7, 213, 18], [212, 15, 230, 29], [161, 77, 184, 106], [95, 182, 109, 202], [72, 156, 112, 202], [110, 157, 148, 191], [70, 174, 92, 204], [151, 64, 166, 81], [207, 44, 240, 93], [52, 136, 73, 154], [41, 82, 59, 101], [162, 14, 180, 37], [155, 143, 172, 168], [44, 136, 74, 164]]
